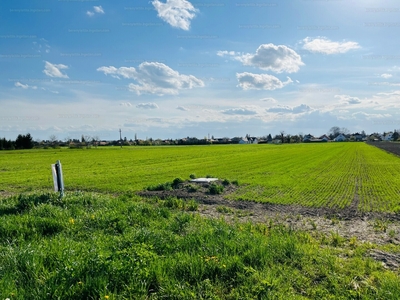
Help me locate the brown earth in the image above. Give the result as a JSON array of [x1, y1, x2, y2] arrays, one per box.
[[367, 141, 400, 157], [138, 180, 400, 270]]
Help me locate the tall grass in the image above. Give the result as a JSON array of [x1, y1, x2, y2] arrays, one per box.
[[0, 192, 399, 298]]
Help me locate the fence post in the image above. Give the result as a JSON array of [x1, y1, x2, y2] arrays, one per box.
[[51, 160, 64, 197]]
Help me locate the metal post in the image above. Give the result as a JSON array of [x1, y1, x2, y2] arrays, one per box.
[[119, 128, 122, 148], [51, 160, 64, 198]]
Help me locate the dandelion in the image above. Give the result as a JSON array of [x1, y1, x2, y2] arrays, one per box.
[[104, 296, 109, 299], [69, 218, 75, 225]]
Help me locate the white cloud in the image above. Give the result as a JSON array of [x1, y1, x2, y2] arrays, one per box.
[[221, 108, 257, 115], [233, 44, 304, 73], [15, 82, 29, 89], [267, 104, 312, 114], [177, 106, 190, 111], [87, 5, 104, 16], [43, 61, 69, 78], [120, 102, 132, 107], [236, 72, 293, 90], [93, 6, 104, 14], [97, 62, 204, 95], [217, 50, 240, 57], [302, 37, 360, 54], [260, 97, 277, 103], [335, 94, 362, 104], [152, 0, 198, 30], [136, 103, 159, 109], [381, 73, 393, 78]]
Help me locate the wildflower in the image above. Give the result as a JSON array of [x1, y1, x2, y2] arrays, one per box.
[[69, 218, 75, 225], [104, 296, 109, 299]]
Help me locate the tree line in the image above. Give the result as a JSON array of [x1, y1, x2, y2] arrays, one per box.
[[0, 134, 33, 150]]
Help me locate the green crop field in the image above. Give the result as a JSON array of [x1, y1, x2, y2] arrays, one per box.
[[1, 142, 400, 212], [2, 143, 400, 298]]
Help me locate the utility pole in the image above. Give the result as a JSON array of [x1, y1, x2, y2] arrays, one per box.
[[119, 128, 122, 148]]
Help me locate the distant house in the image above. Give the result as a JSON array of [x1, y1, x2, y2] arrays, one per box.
[[303, 134, 328, 143], [334, 134, 347, 142], [239, 137, 258, 144], [319, 134, 330, 142], [239, 137, 248, 144], [383, 132, 394, 141], [302, 134, 314, 143]]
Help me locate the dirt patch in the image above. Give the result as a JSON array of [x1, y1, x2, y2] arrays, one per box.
[[367, 141, 400, 157], [139, 180, 400, 270]]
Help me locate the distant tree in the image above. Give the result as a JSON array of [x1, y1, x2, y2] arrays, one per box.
[[328, 126, 341, 139], [92, 135, 99, 148], [392, 131, 399, 141], [15, 133, 33, 149], [49, 135, 58, 148], [286, 134, 291, 143], [280, 131, 285, 143]]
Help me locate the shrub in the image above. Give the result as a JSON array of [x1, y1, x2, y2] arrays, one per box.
[[172, 177, 185, 188], [222, 179, 230, 186], [189, 173, 196, 179], [209, 183, 224, 195]]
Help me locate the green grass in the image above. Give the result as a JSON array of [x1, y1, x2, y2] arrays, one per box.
[[1, 143, 400, 211], [1, 192, 400, 299]]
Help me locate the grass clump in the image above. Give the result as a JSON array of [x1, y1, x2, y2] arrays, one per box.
[[209, 182, 224, 195]]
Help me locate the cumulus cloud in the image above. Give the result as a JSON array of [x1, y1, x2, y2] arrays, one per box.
[[43, 61, 69, 78], [302, 37, 360, 54], [335, 94, 362, 104], [381, 73, 393, 79], [136, 102, 159, 109], [267, 104, 312, 114], [236, 72, 293, 90], [97, 62, 204, 95], [152, 0, 198, 30], [221, 107, 257, 115], [224, 44, 303, 73], [87, 5, 104, 16], [177, 106, 190, 111]]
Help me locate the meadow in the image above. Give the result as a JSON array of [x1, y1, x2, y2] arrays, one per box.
[[1, 143, 400, 298], [1, 142, 400, 212], [1, 192, 400, 299]]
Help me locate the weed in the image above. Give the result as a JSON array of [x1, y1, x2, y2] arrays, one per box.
[[209, 183, 224, 195]]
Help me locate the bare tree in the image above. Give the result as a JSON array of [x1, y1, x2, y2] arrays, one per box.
[[92, 135, 99, 148], [280, 131, 285, 143]]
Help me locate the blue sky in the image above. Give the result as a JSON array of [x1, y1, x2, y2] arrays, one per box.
[[1, 0, 400, 141]]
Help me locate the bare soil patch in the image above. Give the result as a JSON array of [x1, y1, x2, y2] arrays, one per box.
[[367, 141, 400, 157], [138, 180, 400, 270]]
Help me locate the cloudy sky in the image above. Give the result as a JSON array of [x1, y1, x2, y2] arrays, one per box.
[[1, 0, 400, 141]]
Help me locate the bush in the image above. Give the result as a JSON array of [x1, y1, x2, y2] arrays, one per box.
[[189, 173, 196, 179], [209, 183, 224, 195], [172, 177, 185, 188]]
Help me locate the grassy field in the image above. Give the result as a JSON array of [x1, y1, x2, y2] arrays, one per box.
[[1, 192, 400, 299], [2, 143, 400, 298], [1, 143, 400, 212]]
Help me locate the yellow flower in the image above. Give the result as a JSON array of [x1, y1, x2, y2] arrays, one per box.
[[105, 296, 109, 299], [69, 218, 75, 225]]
